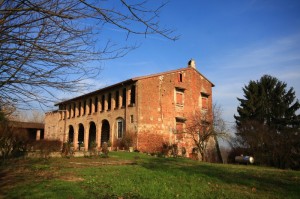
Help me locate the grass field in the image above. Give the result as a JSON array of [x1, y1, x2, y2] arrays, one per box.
[[0, 152, 299, 199]]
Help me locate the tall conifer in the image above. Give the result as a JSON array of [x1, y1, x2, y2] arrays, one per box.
[[234, 75, 300, 169]]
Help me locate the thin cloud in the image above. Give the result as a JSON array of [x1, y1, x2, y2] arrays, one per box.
[[211, 33, 300, 123]]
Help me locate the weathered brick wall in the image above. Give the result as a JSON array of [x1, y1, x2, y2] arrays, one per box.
[[44, 84, 138, 150], [136, 67, 214, 155], [44, 66, 214, 158]]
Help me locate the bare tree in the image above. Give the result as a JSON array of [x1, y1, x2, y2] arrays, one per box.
[[0, 0, 179, 108], [182, 105, 228, 162], [212, 103, 228, 163]]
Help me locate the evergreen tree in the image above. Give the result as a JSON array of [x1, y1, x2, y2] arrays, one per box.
[[234, 75, 300, 169]]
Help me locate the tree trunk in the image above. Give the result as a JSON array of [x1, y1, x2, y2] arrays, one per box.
[[214, 135, 223, 163]]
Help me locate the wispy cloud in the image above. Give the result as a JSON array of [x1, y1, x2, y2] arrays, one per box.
[[211, 33, 300, 123]]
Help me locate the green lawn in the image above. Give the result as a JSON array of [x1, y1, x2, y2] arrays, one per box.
[[0, 152, 299, 199]]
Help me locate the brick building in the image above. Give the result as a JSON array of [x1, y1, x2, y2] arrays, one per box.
[[44, 60, 214, 156]]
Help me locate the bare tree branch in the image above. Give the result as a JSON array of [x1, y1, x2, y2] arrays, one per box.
[[0, 0, 179, 109]]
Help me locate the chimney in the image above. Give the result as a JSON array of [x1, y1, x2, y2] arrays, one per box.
[[187, 59, 196, 69]]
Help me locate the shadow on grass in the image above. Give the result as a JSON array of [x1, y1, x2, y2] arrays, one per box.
[[139, 157, 300, 198]]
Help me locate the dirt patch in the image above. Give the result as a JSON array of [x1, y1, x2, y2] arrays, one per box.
[[59, 175, 84, 182]]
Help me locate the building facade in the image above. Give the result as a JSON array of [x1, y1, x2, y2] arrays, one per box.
[[45, 60, 214, 156]]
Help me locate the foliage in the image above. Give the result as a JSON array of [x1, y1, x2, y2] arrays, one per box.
[[234, 75, 300, 169], [161, 142, 178, 157], [119, 131, 136, 150], [89, 141, 98, 156], [0, 0, 178, 108], [101, 142, 109, 158], [107, 140, 111, 147], [62, 142, 74, 158], [0, 120, 32, 162], [0, 111, 5, 122], [1, 152, 300, 199]]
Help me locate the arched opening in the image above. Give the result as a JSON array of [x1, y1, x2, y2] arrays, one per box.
[[89, 122, 96, 149], [68, 125, 74, 143], [78, 123, 84, 150], [101, 120, 110, 146]]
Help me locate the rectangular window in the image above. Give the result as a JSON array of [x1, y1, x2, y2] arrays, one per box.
[[176, 122, 183, 132], [178, 73, 183, 82], [175, 88, 184, 106], [73, 103, 76, 118], [117, 120, 123, 138], [175, 117, 185, 140], [95, 97, 98, 112], [130, 85, 136, 105], [83, 100, 86, 115], [115, 91, 119, 109], [68, 104, 71, 118], [89, 98, 92, 114], [122, 88, 126, 107], [130, 115, 134, 123], [201, 92, 209, 110], [108, 93, 111, 110], [101, 95, 105, 111], [78, 102, 81, 116]]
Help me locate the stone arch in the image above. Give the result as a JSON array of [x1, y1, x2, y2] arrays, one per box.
[[101, 120, 110, 146], [89, 121, 96, 149], [68, 125, 74, 143]]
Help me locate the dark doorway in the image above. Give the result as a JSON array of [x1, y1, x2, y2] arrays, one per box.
[[78, 123, 84, 149], [40, 130, 44, 139], [101, 120, 110, 146], [89, 122, 96, 149], [68, 125, 74, 143]]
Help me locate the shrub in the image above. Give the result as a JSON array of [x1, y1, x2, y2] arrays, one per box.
[[161, 142, 178, 157], [89, 141, 98, 156], [0, 121, 31, 162], [29, 140, 62, 158], [102, 142, 109, 158], [181, 147, 186, 157], [120, 131, 136, 150], [62, 141, 74, 158]]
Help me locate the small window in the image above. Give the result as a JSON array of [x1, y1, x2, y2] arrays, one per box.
[[83, 100, 86, 115], [117, 119, 124, 138], [89, 98, 92, 114], [178, 73, 183, 82], [107, 93, 111, 110], [68, 104, 71, 118], [101, 95, 105, 111], [95, 97, 98, 112], [115, 91, 119, 109], [130, 85, 136, 105], [130, 115, 134, 123], [78, 102, 81, 116], [73, 103, 76, 118], [122, 88, 126, 107]]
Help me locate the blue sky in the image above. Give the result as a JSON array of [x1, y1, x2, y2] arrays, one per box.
[[59, 0, 300, 126]]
